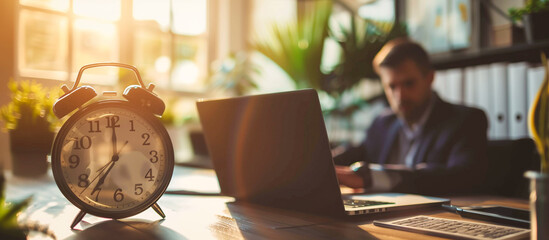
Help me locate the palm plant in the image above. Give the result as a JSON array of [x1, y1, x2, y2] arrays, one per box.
[[253, 0, 406, 101], [254, 0, 332, 90], [326, 18, 407, 98]]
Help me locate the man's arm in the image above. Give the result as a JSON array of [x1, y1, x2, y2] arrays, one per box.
[[333, 114, 391, 189], [332, 143, 366, 166]]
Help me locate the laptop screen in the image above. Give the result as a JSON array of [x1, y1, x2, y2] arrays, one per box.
[[196, 89, 345, 215]]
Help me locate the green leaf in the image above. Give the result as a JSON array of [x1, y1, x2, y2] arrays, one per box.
[[254, 0, 332, 90], [0, 80, 63, 132]]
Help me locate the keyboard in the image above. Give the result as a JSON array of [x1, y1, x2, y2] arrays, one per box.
[[374, 215, 530, 240], [343, 199, 394, 208]]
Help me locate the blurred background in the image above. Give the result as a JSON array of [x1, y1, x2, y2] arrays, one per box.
[[0, 0, 538, 172]]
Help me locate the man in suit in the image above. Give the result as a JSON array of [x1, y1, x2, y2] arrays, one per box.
[[334, 38, 488, 195]]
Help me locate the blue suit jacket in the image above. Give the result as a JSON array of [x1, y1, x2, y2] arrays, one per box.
[[335, 95, 488, 195]]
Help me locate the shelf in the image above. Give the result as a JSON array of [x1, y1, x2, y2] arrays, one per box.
[[431, 40, 549, 70]]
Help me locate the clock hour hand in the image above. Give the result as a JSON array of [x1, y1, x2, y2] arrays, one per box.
[[111, 117, 118, 157], [88, 141, 128, 197], [91, 161, 115, 196], [80, 141, 128, 196], [80, 160, 112, 195]]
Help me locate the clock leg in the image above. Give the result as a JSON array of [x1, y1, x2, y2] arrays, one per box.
[[151, 202, 166, 218], [71, 210, 87, 229]]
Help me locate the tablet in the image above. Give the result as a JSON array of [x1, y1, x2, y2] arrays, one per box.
[[443, 205, 530, 228]]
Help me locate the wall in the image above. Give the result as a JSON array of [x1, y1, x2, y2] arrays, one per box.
[[0, 1, 15, 170]]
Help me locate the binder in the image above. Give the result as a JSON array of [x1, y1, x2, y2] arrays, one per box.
[[490, 63, 508, 140], [433, 70, 447, 99], [527, 66, 546, 111], [507, 62, 529, 139], [445, 68, 463, 104], [475, 65, 495, 139], [527, 66, 546, 137], [464, 67, 476, 107]]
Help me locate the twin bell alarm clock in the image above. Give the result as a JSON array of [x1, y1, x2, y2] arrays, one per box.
[[51, 63, 174, 229]]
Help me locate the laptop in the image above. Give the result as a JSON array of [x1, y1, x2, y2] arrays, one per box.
[[196, 89, 449, 216]]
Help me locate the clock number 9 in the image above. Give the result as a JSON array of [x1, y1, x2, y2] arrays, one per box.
[[78, 174, 89, 188], [114, 188, 124, 202], [69, 155, 80, 168]]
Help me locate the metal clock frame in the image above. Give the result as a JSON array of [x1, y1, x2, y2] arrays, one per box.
[[51, 101, 174, 221], [50, 63, 173, 229]]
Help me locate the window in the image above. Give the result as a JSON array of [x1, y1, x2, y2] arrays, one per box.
[[17, 0, 209, 91]]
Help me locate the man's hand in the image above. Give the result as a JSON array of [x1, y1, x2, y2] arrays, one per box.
[[335, 165, 366, 189]]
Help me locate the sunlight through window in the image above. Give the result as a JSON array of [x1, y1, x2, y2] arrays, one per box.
[[133, 0, 170, 31], [172, 0, 207, 36], [73, 0, 121, 21]]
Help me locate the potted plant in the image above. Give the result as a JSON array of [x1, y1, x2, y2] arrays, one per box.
[[209, 52, 259, 96], [509, 0, 549, 43], [0, 80, 62, 177], [527, 53, 549, 239]]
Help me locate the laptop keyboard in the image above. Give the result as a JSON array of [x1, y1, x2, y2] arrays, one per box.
[[374, 215, 530, 240], [343, 199, 395, 208]]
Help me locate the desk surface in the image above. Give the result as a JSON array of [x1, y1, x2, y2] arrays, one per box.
[[5, 166, 529, 240]]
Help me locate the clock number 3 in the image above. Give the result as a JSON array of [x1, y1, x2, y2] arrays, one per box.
[[149, 150, 159, 163]]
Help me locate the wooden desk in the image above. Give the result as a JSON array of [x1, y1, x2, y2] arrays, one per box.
[[5, 166, 529, 240]]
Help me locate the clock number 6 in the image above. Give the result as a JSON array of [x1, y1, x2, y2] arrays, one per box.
[[114, 188, 124, 202]]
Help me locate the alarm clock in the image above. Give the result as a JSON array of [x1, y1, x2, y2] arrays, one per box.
[[51, 63, 174, 229]]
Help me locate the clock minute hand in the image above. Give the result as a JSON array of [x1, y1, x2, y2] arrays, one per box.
[[89, 141, 129, 196], [79, 160, 112, 195], [91, 158, 116, 196], [90, 117, 119, 196]]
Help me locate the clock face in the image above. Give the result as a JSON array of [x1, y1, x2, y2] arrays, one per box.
[[52, 101, 174, 218]]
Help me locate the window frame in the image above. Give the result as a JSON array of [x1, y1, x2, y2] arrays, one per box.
[[13, 0, 215, 95]]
